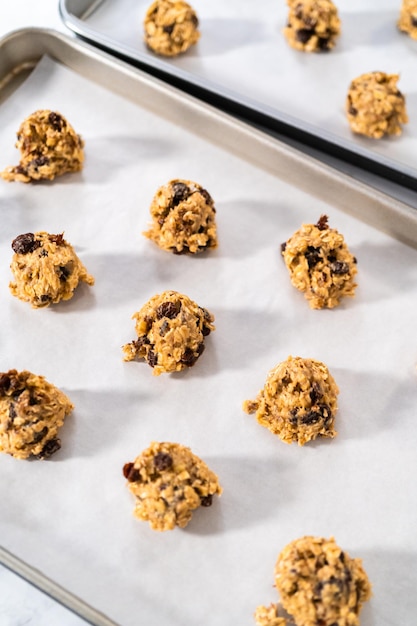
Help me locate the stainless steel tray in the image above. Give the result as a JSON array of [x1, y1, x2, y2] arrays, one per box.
[[59, 0, 417, 190], [0, 551, 112, 625], [1, 27, 417, 626]]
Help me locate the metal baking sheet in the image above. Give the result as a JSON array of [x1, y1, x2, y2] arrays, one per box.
[[59, 0, 417, 189], [1, 27, 417, 626], [0, 555, 106, 626]]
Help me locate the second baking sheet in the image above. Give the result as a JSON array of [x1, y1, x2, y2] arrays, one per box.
[[60, 0, 417, 184]]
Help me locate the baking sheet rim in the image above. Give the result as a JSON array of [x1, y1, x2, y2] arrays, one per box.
[[0, 547, 119, 626]]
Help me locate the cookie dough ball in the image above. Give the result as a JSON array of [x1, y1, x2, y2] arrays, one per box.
[[243, 356, 338, 446], [346, 72, 408, 139], [398, 0, 417, 39], [1, 110, 84, 183], [143, 179, 218, 254], [123, 441, 222, 531], [0, 369, 74, 460], [144, 0, 200, 57], [254, 604, 286, 626], [275, 536, 372, 626], [281, 215, 357, 309], [283, 0, 341, 52], [122, 290, 215, 375], [9, 231, 94, 308]]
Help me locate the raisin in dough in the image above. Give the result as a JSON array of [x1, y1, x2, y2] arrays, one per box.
[[0, 370, 74, 460], [9, 232, 94, 308], [1, 110, 84, 183], [243, 356, 338, 446], [281, 215, 357, 309], [143, 179, 218, 254], [346, 72, 408, 139], [274, 536, 372, 626], [122, 290, 215, 375], [283, 0, 341, 52], [123, 441, 222, 531], [254, 604, 287, 626], [398, 0, 417, 39], [144, 0, 200, 57]]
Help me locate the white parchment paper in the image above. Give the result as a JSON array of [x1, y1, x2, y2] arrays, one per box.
[[1, 55, 417, 626], [76, 0, 417, 178]]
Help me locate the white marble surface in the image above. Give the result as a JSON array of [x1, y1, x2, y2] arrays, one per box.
[[0, 0, 64, 35], [0, 4, 89, 625]]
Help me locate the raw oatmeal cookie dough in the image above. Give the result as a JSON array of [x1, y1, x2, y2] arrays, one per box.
[[274, 536, 372, 626], [398, 0, 417, 39], [143, 178, 217, 254], [1, 110, 84, 183], [346, 72, 408, 138], [243, 356, 339, 446], [144, 0, 200, 56], [122, 290, 215, 375], [254, 604, 287, 626], [281, 214, 357, 309], [123, 441, 222, 531], [0, 369, 74, 460], [9, 231, 94, 308], [284, 0, 341, 52]]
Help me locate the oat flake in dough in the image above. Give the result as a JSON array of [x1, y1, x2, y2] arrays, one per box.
[[243, 356, 339, 446], [346, 71, 408, 139], [281, 214, 357, 309], [143, 178, 218, 254], [122, 290, 215, 376], [0, 369, 74, 460], [9, 231, 94, 308], [254, 604, 286, 626], [283, 0, 341, 52], [274, 536, 372, 626], [123, 441, 222, 531], [398, 0, 417, 40], [144, 0, 200, 56], [1, 109, 84, 183]]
